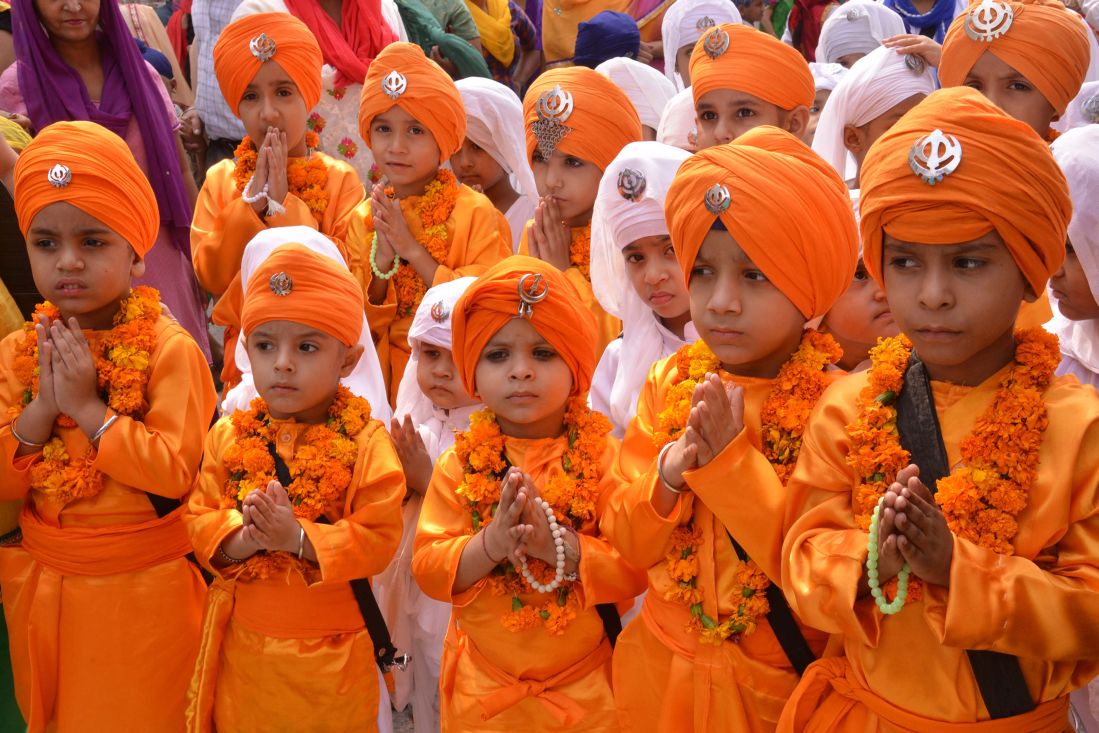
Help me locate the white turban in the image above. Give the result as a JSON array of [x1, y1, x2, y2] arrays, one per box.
[[660, 0, 742, 90], [595, 56, 677, 130], [815, 0, 905, 65], [1058, 81, 1099, 131], [657, 86, 697, 150], [809, 61, 849, 91]]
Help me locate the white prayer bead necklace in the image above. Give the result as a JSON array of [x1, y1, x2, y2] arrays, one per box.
[[518, 497, 567, 594]]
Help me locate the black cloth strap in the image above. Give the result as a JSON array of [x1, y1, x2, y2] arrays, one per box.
[[596, 603, 622, 647], [895, 355, 1035, 719], [725, 530, 815, 675]]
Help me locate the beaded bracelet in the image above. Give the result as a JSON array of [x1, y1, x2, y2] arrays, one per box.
[[370, 232, 400, 280], [866, 495, 911, 615]]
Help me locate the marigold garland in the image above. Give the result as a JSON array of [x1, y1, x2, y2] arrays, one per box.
[[452, 397, 610, 634], [846, 328, 1058, 605], [10, 287, 161, 505], [655, 330, 841, 644], [233, 131, 329, 221], [221, 385, 372, 580], [570, 225, 592, 281]]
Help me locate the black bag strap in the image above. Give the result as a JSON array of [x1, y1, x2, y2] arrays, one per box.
[[895, 355, 1034, 719], [596, 603, 622, 647]]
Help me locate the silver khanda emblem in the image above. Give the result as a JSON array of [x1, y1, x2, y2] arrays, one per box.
[[1083, 94, 1099, 124], [702, 27, 730, 60], [964, 0, 1014, 42], [909, 129, 963, 186], [905, 54, 926, 74], [846, 7, 865, 21], [695, 15, 716, 31], [531, 85, 575, 159], [430, 300, 450, 323], [517, 273, 549, 319], [704, 183, 730, 214], [47, 163, 72, 188], [269, 272, 293, 296], [382, 70, 408, 100], [249, 33, 277, 62], [617, 168, 646, 202]]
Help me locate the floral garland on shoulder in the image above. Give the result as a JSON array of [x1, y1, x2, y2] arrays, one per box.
[[220, 385, 372, 580], [233, 131, 329, 221], [570, 225, 592, 281], [9, 287, 161, 505], [452, 396, 611, 635], [846, 327, 1058, 604], [655, 330, 842, 645]]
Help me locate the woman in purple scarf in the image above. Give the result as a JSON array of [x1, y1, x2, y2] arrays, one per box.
[[0, 0, 211, 359]]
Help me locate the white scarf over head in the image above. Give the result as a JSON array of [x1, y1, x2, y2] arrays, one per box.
[[657, 86, 697, 150], [809, 61, 849, 92], [815, 0, 905, 65], [1057, 81, 1099, 132], [596, 57, 677, 131], [661, 0, 742, 90]]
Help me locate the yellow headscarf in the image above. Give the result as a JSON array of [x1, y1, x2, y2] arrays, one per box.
[[465, 0, 515, 66]]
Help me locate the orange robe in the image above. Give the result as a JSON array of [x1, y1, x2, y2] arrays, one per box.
[[191, 154, 365, 387], [183, 414, 405, 733], [0, 315, 216, 732], [348, 181, 510, 401], [600, 354, 836, 733], [411, 434, 645, 732], [779, 368, 1099, 732]]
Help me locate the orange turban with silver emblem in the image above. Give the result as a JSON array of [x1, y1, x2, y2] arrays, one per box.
[[860, 87, 1071, 295], [689, 23, 814, 112], [14, 120, 159, 257], [452, 255, 598, 397], [664, 126, 858, 319]]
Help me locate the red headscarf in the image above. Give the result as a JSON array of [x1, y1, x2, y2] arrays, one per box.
[[284, 0, 396, 89]]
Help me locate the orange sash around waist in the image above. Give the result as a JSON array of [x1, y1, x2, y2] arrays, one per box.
[[233, 577, 364, 638]]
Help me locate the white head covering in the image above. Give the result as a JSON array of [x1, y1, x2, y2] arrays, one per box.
[[811, 45, 936, 180], [595, 57, 677, 131], [1085, 0, 1099, 32], [1059, 81, 1099, 131], [661, 0, 742, 90], [1048, 126, 1099, 374], [657, 86, 697, 150], [815, 0, 906, 65], [221, 226, 392, 424], [809, 61, 849, 92], [591, 141, 695, 431]]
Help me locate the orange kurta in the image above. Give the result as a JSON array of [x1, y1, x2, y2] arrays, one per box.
[[779, 368, 1099, 732], [348, 182, 510, 400], [183, 413, 405, 733], [601, 353, 836, 733], [191, 154, 364, 387], [0, 316, 216, 732], [411, 434, 645, 732]]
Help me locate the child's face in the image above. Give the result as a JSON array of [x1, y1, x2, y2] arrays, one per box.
[[962, 51, 1056, 137], [473, 317, 573, 439], [246, 320, 363, 423], [450, 138, 507, 192], [689, 230, 807, 377], [740, 0, 764, 23], [696, 88, 807, 147], [675, 44, 694, 87], [882, 231, 1032, 385], [26, 201, 144, 330], [531, 149, 602, 227], [820, 260, 898, 369], [1050, 240, 1099, 321], [368, 105, 443, 198], [237, 61, 309, 156], [415, 342, 479, 411], [843, 93, 926, 171], [623, 235, 691, 324], [808, 89, 831, 144], [35, 0, 99, 44], [835, 53, 866, 69]]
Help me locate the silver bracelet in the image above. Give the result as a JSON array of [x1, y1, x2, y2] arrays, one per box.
[[296, 526, 305, 560], [657, 442, 688, 495], [92, 414, 119, 443], [10, 417, 47, 448], [218, 544, 245, 564]]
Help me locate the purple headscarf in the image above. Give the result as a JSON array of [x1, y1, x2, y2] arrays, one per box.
[[13, 0, 193, 258]]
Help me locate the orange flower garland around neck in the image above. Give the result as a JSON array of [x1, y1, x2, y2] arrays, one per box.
[[233, 131, 329, 221], [847, 327, 1058, 605], [570, 225, 592, 281], [452, 397, 611, 635], [654, 330, 842, 644], [10, 287, 161, 506]]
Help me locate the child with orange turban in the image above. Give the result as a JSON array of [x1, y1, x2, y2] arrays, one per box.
[[352, 42, 511, 402], [0, 121, 216, 732], [519, 66, 642, 357], [689, 23, 816, 148], [411, 256, 644, 732], [184, 240, 405, 732], [192, 12, 368, 390], [601, 126, 857, 733], [778, 87, 1099, 732]]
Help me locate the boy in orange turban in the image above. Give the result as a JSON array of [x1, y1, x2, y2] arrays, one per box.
[[519, 66, 642, 356], [352, 42, 511, 402], [601, 126, 857, 733], [411, 256, 644, 732], [192, 11, 367, 389], [0, 121, 216, 732], [184, 241, 405, 732], [689, 23, 816, 147], [779, 87, 1099, 732]]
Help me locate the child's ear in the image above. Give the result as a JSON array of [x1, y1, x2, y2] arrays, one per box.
[[1022, 284, 1038, 304], [130, 249, 146, 279], [787, 106, 811, 143], [340, 343, 365, 378], [843, 124, 864, 156]]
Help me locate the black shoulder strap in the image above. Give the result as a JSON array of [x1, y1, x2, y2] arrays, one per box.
[[596, 603, 622, 647], [895, 355, 1035, 719]]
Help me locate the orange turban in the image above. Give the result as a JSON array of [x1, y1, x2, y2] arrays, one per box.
[[451, 256, 598, 397], [14, 120, 159, 257], [214, 13, 323, 117], [664, 126, 858, 319], [689, 24, 814, 112], [241, 243, 365, 347], [939, 0, 1090, 115], [358, 42, 466, 163], [860, 87, 1071, 296], [523, 66, 642, 170]]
